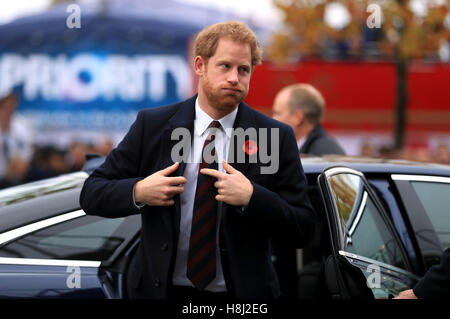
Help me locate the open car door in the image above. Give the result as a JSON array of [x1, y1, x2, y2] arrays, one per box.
[[318, 166, 420, 299]]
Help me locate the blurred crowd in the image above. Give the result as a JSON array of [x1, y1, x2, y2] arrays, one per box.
[[1, 90, 449, 191], [0, 139, 113, 189], [0, 139, 113, 190], [0, 92, 113, 190], [360, 142, 450, 164]]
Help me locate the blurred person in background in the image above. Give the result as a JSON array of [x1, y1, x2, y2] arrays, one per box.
[[95, 137, 114, 157], [66, 141, 87, 173], [0, 155, 29, 189], [413, 146, 432, 163], [434, 143, 450, 164], [401, 146, 432, 163], [360, 141, 376, 157], [378, 145, 400, 160], [48, 147, 68, 175], [272, 82, 345, 298], [0, 92, 34, 181], [25, 146, 67, 182], [395, 146, 432, 163], [272, 83, 345, 156]]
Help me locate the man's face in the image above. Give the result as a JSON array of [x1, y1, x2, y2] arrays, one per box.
[[272, 89, 297, 128], [197, 37, 252, 113]]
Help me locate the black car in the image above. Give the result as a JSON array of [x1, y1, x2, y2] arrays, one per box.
[[0, 156, 449, 299]]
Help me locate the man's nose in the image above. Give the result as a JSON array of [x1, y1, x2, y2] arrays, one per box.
[[227, 68, 239, 84]]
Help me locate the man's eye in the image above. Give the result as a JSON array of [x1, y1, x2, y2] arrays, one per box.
[[239, 67, 250, 73]]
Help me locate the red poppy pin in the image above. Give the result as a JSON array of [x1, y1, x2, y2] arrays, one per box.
[[243, 140, 258, 155]]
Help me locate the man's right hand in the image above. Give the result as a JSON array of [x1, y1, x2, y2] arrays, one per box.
[[134, 162, 186, 206], [393, 289, 418, 299]]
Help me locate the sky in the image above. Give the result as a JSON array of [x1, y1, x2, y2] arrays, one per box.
[[0, 0, 283, 25], [178, 0, 282, 25], [0, 0, 435, 36]]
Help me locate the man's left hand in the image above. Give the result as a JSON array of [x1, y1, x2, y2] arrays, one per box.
[[200, 160, 253, 207]]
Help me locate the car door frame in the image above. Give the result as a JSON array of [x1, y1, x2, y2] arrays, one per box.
[[391, 174, 447, 272], [318, 166, 420, 299], [0, 209, 141, 299], [0, 210, 106, 298]]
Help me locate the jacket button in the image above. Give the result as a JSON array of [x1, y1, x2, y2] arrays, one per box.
[[154, 279, 160, 287], [160, 243, 168, 251]]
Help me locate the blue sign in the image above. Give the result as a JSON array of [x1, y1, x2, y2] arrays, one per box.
[[0, 52, 192, 130], [0, 6, 198, 134]]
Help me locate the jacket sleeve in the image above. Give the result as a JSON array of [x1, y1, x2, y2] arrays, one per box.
[[79, 111, 145, 218], [413, 247, 450, 298], [244, 126, 316, 248]]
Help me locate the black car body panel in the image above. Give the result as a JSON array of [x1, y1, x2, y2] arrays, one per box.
[[0, 155, 448, 299]]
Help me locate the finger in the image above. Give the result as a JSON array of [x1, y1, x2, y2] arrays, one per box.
[[162, 186, 183, 199], [214, 181, 222, 189], [200, 168, 226, 179], [222, 160, 237, 174], [165, 185, 185, 195], [215, 194, 226, 202], [159, 162, 179, 176], [166, 176, 187, 185]]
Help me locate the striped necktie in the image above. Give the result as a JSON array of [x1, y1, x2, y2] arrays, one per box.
[[187, 120, 221, 290]]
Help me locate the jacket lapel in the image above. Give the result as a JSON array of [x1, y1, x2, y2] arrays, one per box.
[[228, 102, 256, 176], [158, 96, 196, 239], [157, 99, 258, 239], [220, 102, 259, 255]]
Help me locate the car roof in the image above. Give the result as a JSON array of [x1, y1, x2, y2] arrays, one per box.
[[301, 155, 450, 177], [0, 172, 88, 207], [0, 172, 87, 234]]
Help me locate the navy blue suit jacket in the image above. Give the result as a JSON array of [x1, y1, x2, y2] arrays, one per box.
[[80, 95, 315, 299], [414, 247, 450, 298], [300, 124, 345, 156]]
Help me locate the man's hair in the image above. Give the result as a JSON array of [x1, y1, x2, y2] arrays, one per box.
[[284, 83, 325, 126], [193, 21, 263, 68]]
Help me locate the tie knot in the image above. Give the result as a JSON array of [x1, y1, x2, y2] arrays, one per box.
[[209, 120, 221, 129]]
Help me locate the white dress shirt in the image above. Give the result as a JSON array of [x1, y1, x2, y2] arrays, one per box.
[[297, 136, 306, 151], [171, 98, 238, 292]]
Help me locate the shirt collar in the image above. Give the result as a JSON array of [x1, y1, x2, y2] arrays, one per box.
[[194, 97, 238, 138], [297, 136, 306, 150]]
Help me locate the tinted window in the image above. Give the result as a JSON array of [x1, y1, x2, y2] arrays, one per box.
[[329, 173, 407, 270], [346, 193, 406, 269], [411, 181, 450, 250], [0, 215, 132, 261]]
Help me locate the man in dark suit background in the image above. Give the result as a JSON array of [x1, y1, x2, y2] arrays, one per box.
[[80, 21, 315, 300], [395, 247, 450, 299], [271, 83, 344, 298], [272, 83, 345, 156]]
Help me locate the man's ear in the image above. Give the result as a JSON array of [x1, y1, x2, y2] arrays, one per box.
[[294, 109, 305, 126], [194, 56, 205, 76]]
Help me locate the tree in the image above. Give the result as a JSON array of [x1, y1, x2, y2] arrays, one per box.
[[268, 0, 450, 149]]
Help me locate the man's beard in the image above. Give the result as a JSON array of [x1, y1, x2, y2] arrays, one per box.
[[202, 74, 247, 112]]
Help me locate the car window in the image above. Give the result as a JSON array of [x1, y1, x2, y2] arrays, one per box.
[[329, 173, 407, 270], [0, 214, 132, 261], [410, 181, 450, 250]]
